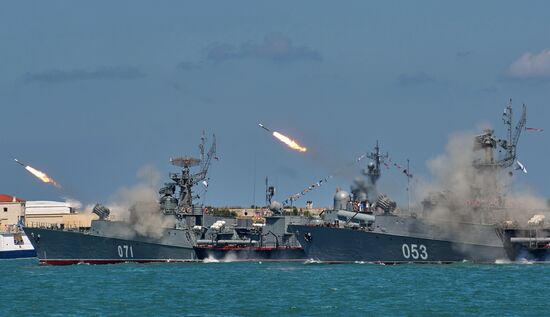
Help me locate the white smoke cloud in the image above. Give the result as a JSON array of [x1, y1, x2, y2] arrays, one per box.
[[136, 165, 161, 188], [413, 131, 548, 225], [105, 165, 175, 238], [506, 49, 550, 80], [63, 197, 95, 214], [63, 197, 83, 210]]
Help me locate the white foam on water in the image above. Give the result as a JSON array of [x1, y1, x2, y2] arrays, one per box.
[[203, 255, 220, 263]]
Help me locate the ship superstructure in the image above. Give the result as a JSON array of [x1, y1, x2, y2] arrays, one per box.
[[193, 177, 306, 261]]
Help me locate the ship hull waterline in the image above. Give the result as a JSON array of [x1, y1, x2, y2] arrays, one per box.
[[289, 225, 509, 264], [24, 227, 199, 266], [23, 227, 306, 265], [193, 246, 306, 262]]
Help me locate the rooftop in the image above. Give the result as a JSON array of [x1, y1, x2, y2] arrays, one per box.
[[0, 194, 25, 203]]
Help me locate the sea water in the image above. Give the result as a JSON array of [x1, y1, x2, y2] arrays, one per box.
[[1, 259, 548, 316]]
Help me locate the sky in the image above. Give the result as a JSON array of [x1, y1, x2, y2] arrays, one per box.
[[1, 1, 549, 208]]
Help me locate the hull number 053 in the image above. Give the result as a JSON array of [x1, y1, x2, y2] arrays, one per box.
[[117, 245, 134, 258], [402, 244, 428, 260]]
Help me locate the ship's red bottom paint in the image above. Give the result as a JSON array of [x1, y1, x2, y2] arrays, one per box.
[[40, 259, 198, 265], [194, 246, 303, 251], [40, 259, 455, 265], [318, 261, 455, 265]]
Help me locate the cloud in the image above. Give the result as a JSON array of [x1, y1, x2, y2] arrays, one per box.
[[22, 66, 146, 83], [505, 49, 550, 80], [204, 34, 322, 63], [398, 72, 436, 85]]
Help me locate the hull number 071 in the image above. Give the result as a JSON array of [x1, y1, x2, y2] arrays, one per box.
[[117, 245, 134, 258]]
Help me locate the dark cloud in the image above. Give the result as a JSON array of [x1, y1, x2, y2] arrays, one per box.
[[204, 34, 322, 63], [22, 66, 146, 83], [398, 72, 436, 85]]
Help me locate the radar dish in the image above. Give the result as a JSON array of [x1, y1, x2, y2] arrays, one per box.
[[170, 156, 201, 167]]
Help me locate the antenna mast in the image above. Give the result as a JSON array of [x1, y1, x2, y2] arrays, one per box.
[[169, 133, 217, 210], [474, 99, 526, 170], [365, 140, 389, 185]]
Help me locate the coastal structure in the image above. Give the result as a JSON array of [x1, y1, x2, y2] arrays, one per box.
[[0, 194, 34, 259]]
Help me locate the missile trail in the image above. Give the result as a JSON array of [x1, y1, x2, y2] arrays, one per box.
[[14, 158, 62, 189], [257, 123, 307, 153]]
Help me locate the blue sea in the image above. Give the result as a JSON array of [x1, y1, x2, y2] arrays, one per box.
[[1, 259, 548, 316]]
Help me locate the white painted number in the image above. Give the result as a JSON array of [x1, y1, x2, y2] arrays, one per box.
[[117, 245, 134, 258], [411, 244, 419, 259], [419, 244, 428, 260], [402, 243, 428, 260], [401, 244, 410, 259]]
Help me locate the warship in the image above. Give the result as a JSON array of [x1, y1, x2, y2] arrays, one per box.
[[193, 178, 306, 261], [24, 133, 220, 265], [290, 100, 550, 263], [24, 133, 307, 265]]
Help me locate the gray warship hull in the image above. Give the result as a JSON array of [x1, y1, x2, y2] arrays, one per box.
[[290, 225, 507, 263], [24, 221, 198, 265], [289, 215, 509, 263], [24, 214, 308, 265]]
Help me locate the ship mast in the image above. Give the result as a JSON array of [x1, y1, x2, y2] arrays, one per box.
[[265, 177, 275, 206], [471, 99, 527, 206], [473, 99, 526, 170], [407, 158, 411, 213], [365, 140, 388, 186], [161, 132, 217, 214]]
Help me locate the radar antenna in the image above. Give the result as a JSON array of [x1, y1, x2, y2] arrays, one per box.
[[474, 99, 526, 169], [169, 133, 217, 210]]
